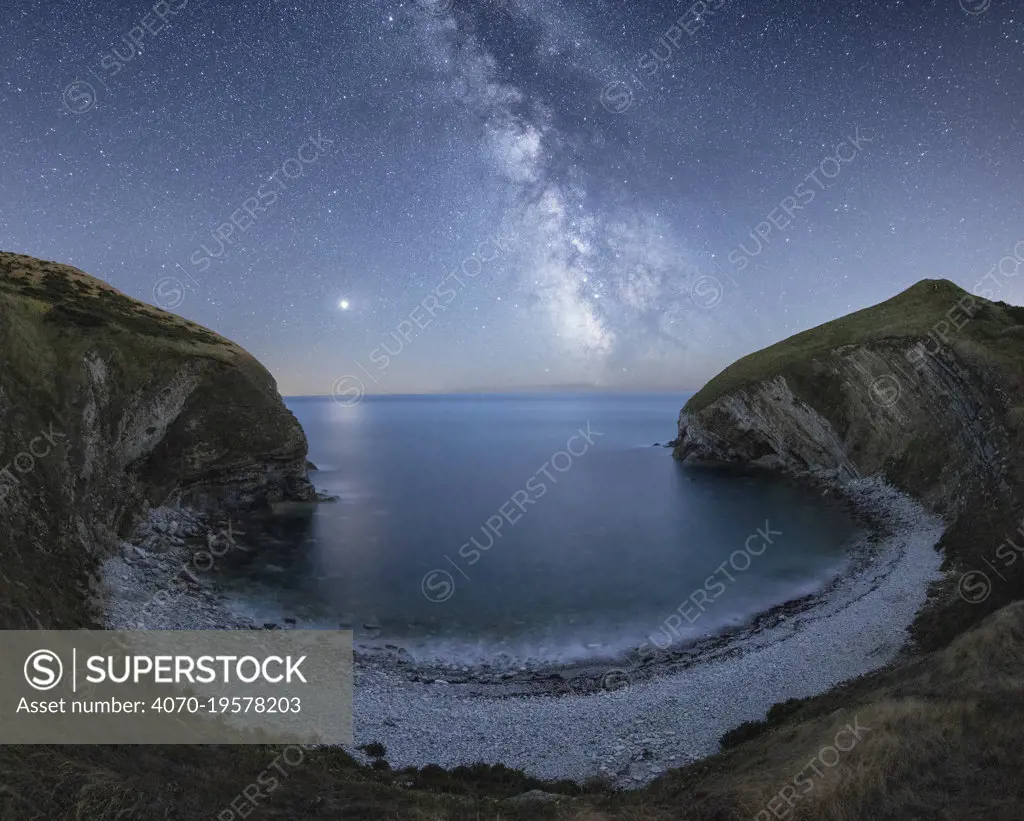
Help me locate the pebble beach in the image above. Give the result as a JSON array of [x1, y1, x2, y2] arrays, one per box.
[[101, 478, 945, 788]]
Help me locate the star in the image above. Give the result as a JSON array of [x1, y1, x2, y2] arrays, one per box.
[[3, 0, 1021, 395]]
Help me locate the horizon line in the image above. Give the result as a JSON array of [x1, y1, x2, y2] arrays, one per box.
[[284, 387, 698, 399]]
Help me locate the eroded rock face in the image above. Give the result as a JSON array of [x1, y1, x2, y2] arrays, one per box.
[[0, 251, 314, 629], [675, 340, 1009, 517], [675, 279, 1024, 653]]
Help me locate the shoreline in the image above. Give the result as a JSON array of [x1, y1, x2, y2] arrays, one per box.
[[344, 477, 945, 786], [99, 477, 946, 787]]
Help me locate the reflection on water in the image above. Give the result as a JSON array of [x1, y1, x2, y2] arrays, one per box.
[[210, 393, 859, 666]]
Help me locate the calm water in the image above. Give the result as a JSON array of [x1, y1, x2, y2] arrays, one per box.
[[213, 393, 859, 666]]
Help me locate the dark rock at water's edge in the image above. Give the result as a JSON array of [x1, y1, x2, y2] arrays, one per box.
[[306, 459, 318, 470], [0, 251, 316, 630]]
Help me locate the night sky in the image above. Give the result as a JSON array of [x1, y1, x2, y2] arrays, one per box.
[[2, 0, 1022, 396]]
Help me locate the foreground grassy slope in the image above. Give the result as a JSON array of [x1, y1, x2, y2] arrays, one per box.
[[5, 601, 1024, 820]]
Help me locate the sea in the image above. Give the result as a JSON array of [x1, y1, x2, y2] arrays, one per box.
[[209, 392, 859, 667]]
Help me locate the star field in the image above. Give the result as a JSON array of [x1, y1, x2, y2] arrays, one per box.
[[1, 0, 1022, 394]]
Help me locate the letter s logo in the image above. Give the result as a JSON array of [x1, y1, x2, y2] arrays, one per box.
[[421, 570, 455, 602], [25, 649, 63, 691]]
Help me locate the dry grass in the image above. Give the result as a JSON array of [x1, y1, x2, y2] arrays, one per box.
[[10, 601, 1016, 819], [685, 278, 1024, 414], [636, 602, 1024, 821], [0, 251, 236, 352]]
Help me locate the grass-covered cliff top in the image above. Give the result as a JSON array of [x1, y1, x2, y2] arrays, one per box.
[[686, 278, 1024, 413], [0, 250, 286, 411], [0, 250, 240, 359]]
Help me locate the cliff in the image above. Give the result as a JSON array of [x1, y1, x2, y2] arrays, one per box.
[[0, 251, 314, 631], [676, 280, 1024, 506], [675, 278, 1024, 646]]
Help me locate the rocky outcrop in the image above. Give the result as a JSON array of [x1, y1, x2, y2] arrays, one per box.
[[0, 251, 314, 630], [674, 280, 1024, 519]]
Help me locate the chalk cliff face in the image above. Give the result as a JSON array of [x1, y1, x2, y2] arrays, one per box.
[[0, 251, 314, 630], [674, 280, 1024, 517]]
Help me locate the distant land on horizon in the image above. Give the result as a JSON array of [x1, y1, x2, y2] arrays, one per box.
[[289, 384, 697, 399]]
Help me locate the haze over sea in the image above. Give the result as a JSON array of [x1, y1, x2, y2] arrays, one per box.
[[213, 392, 859, 667]]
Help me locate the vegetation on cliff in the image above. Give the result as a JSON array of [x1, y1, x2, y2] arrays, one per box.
[[664, 277, 1024, 819], [686, 278, 1024, 414], [4, 263, 1024, 819], [0, 251, 313, 631]]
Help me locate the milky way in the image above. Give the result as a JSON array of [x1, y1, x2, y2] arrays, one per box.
[[1, 0, 1022, 394]]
